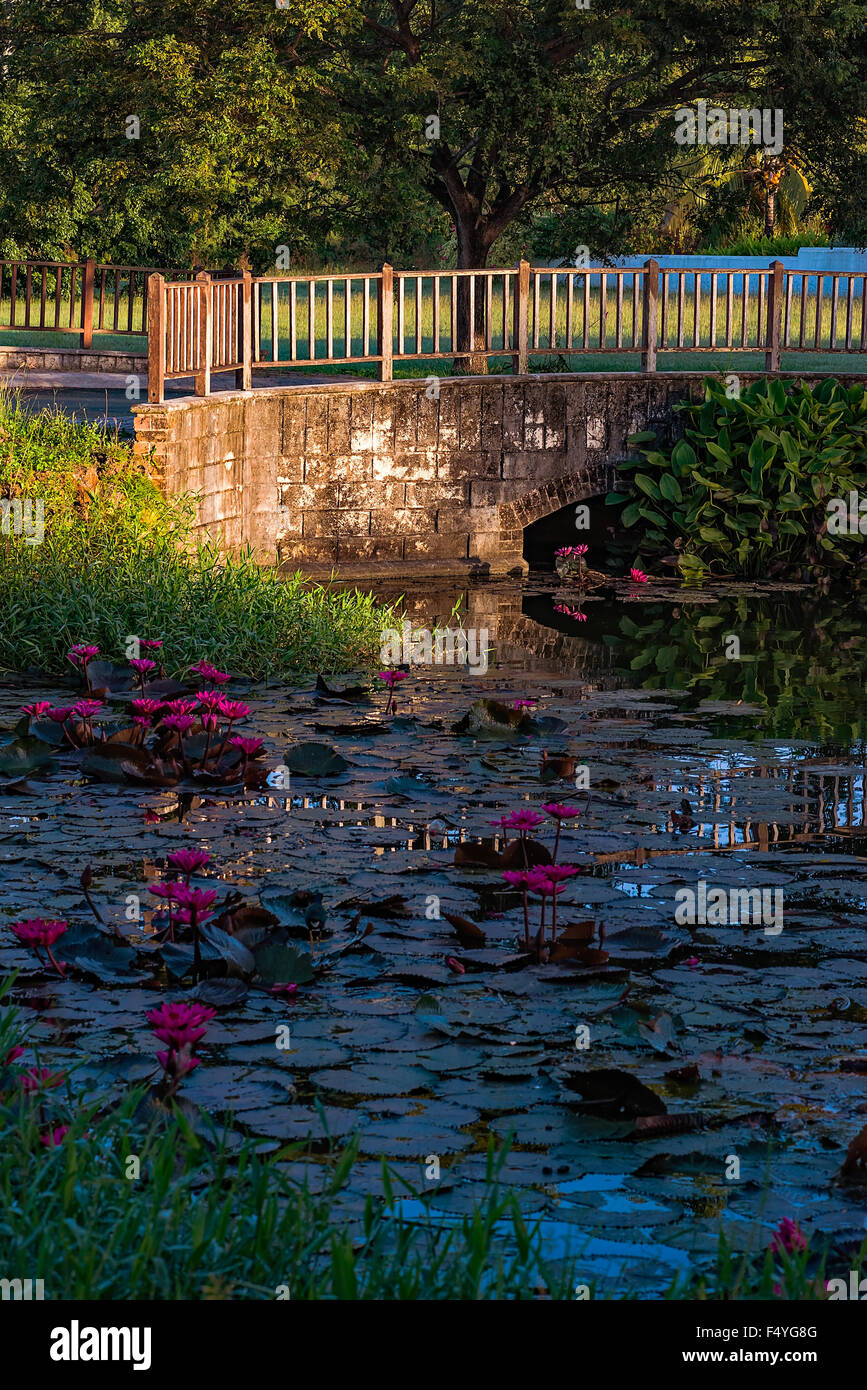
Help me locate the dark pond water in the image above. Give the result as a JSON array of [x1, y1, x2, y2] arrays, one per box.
[[3, 577, 867, 1295]]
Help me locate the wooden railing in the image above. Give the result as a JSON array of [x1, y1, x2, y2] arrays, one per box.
[[0, 259, 172, 345], [140, 259, 867, 402]]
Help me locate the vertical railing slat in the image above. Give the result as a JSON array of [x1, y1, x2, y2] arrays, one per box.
[[486, 272, 493, 351], [362, 277, 369, 357]]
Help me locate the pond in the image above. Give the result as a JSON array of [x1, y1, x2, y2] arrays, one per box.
[[3, 575, 867, 1296]]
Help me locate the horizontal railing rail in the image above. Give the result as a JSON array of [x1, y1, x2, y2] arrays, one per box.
[[0, 259, 179, 346], [143, 259, 867, 403]]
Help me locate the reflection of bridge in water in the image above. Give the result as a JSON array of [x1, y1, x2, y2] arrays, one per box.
[[370, 579, 616, 678]]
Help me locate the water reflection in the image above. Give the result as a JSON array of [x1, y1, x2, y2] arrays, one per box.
[[353, 576, 867, 744]]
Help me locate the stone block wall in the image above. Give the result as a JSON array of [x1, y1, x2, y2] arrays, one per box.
[[132, 371, 864, 577], [0, 346, 147, 375]]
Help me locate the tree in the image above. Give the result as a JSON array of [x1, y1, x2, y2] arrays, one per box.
[[1, 1, 865, 368]]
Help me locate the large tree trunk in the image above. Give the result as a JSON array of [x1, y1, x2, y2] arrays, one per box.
[[453, 222, 490, 375]]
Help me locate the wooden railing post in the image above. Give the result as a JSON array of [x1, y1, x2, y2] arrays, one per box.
[[765, 260, 784, 372], [80, 257, 96, 349], [195, 271, 212, 397], [641, 259, 659, 373], [512, 259, 530, 375], [377, 263, 393, 381], [237, 269, 253, 390], [147, 273, 166, 403]]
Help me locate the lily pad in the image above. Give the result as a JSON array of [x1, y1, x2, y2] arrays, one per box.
[[285, 742, 348, 777]]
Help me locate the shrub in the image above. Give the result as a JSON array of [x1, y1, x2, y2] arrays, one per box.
[[607, 376, 867, 580]]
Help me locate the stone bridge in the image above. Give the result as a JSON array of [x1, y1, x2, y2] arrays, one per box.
[[132, 371, 857, 577]]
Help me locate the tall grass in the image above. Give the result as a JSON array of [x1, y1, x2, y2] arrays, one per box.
[[0, 392, 393, 677]]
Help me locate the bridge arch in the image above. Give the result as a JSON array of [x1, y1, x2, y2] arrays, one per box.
[[497, 461, 612, 572]]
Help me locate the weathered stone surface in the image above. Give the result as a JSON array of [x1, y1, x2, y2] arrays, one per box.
[[133, 372, 864, 576]]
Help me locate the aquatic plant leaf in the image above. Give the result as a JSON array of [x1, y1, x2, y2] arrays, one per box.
[[285, 742, 348, 776], [314, 674, 371, 704], [453, 841, 502, 869], [443, 913, 485, 945], [199, 922, 256, 977], [560, 1068, 667, 1119], [841, 1126, 867, 1182], [81, 741, 176, 786], [0, 738, 56, 781], [451, 699, 532, 737], [185, 979, 249, 1007], [253, 942, 315, 985]]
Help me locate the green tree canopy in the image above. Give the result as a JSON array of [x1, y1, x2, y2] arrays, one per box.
[[1, 0, 865, 269]]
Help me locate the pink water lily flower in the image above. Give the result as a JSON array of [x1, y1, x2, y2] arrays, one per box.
[[542, 803, 582, 821], [148, 881, 180, 901], [196, 689, 227, 707], [163, 698, 199, 716], [139, 638, 163, 650], [21, 701, 51, 719], [67, 644, 99, 667], [629, 567, 649, 584], [72, 699, 103, 720], [555, 546, 577, 557], [535, 864, 581, 884], [4, 1045, 25, 1066], [268, 982, 298, 999], [156, 1048, 200, 1078], [18, 1067, 64, 1092], [10, 918, 67, 947], [501, 810, 546, 832], [171, 886, 218, 915], [190, 661, 231, 685], [167, 848, 211, 876], [502, 869, 539, 889], [39, 1125, 70, 1148], [9, 919, 67, 977], [574, 544, 589, 556], [554, 604, 588, 620], [47, 706, 74, 723], [146, 1001, 216, 1051], [163, 714, 196, 734], [770, 1218, 808, 1255], [513, 699, 536, 710], [129, 657, 156, 677], [219, 700, 250, 722], [379, 668, 407, 716], [228, 736, 264, 758], [130, 698, 164, 717]]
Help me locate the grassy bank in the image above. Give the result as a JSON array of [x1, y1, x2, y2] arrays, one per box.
[[0, 1081, 843, 1302], [0, 393, 392, 678], [0, 986, 848, 1301]]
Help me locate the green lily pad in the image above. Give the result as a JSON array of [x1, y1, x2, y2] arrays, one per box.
[[253, 942, 315, 985], [285, 742, 348, 776]]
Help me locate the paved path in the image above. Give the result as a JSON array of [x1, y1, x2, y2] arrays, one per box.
[[0, 368, 361, 431]]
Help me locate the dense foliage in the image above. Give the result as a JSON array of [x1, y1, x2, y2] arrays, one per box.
[[608, 377, 867, 580], [1, 1, 865, 270]]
